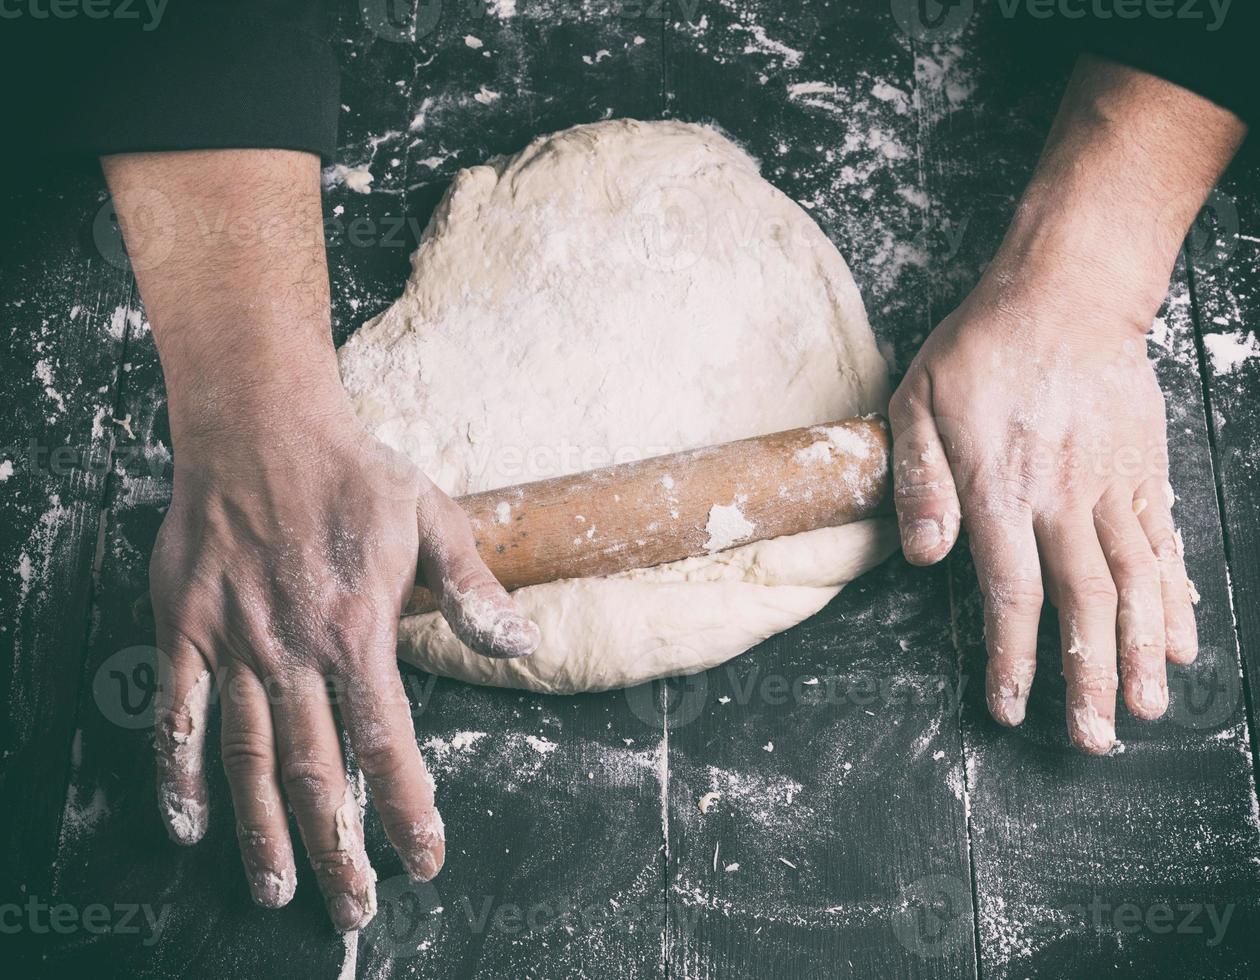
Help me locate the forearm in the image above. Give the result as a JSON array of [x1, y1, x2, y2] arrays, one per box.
[[100, 149, 342, 448], [984, 54, 1246, 327]]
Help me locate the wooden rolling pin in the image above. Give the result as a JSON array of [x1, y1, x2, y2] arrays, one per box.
[[406, 416, 890, 614]]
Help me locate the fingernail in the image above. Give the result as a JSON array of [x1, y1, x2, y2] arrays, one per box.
[[492, 613, 542, 658], [1070, 702, 1116, 755], [159, 787, 208, 845], [251, 868, 297, 909], [1167, 627, 1198, 664], [329, 893, 373, 932], [407, 848, 442, 883], [988, 687, 1027, 727], [987, 669, 1029, 727], [902, 518, 942, 557], [1130, 676, 1168, 719], [996, 694, 1026, 726]]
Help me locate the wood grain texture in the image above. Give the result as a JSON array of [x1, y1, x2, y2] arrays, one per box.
[[405, 418, 891, 614], [1189, 150, 1260, 783], [663, 3, 977, 977], [3, 1, 1258, 978], [920, 8, 1260, 978], [0, 168, 137, 964]]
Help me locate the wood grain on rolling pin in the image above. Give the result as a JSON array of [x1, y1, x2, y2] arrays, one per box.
[[406, 416, 890, 614]]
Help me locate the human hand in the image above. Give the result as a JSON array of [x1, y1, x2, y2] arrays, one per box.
[[884, 54, 1245, 754], [889, 280, 1196, 754], [149, 394, 540, 930]]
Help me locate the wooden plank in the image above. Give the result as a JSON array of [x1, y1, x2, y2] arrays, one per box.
[[44, 3, 672, 978], [663, 3, 977, 977], [1188, 153, 1260, 782], [917, 10, 1260, 976], [351, 4, 671, 977], [0, 167, 135, 970]]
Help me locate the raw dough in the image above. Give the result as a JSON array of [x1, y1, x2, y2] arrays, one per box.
[[337, 119, 896, 694]]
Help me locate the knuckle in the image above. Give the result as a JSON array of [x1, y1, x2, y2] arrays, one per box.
[[967, 484, 1034, 525], [322, 592, 386, 651], [221, 733, 275, 781], [984, 577, 1044, 616], [235, 819, 276, 850], [1059, 574, 1118, 611], [1112, 549, 1161, 587], [1072, 668, 1119, 698], [306, 848, 367, 891], [354, 739, 407, 783], [389, 815, 442, 855], [279, 757, 340, 805], [1148, 528, 1181, 563], [445, 563, 498, 600]]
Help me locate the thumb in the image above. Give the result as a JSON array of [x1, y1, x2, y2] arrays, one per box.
[[416, 485, 542, 659], [888, 371, 962, 565]]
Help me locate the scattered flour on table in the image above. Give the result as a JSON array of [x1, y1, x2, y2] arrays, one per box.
[[1204, 329, 1260, 374]]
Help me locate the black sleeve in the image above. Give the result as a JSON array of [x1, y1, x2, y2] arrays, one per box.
[[1009, 4, 1258, 127], [4, 0, 341, 162]]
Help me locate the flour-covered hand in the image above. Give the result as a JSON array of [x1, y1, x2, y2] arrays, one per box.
[[101, 147, 539, 932], [149, 402, 540, 930], [889, 286, 1196, 754]]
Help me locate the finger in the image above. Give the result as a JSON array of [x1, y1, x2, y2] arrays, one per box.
[[417, 487, 541, 659], [218, 664, 298, 908], [335, 665, 444, 883], [1036, 511, 1120, 755], [889, 373, 961, 565], [271, 670, 376, 932], [966, 498, 1042, 727], [1094, 489, 1168, 720], [153, 634, 215, 845], [1133, 477, 1198, 665]]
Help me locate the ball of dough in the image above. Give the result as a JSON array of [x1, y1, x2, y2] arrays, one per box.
[[338, 119, 895, 694]]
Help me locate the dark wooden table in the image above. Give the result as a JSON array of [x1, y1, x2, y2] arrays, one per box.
[[4, 2, 1259, 977]]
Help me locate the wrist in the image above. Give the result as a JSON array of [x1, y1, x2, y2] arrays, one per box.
[[163, 342, 353, 456], [981, 190, 1174, 335]]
